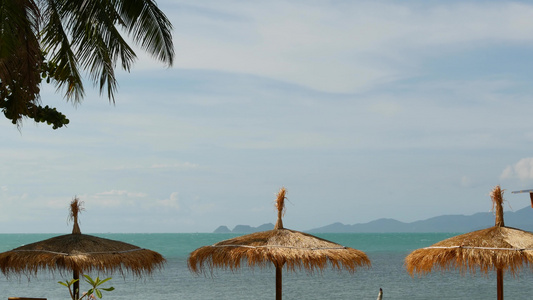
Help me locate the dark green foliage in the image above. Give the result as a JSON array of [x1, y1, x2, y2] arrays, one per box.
[[0, 98, 69, 130], [0, 0, 174, 129], [1, 55, 69, 129]]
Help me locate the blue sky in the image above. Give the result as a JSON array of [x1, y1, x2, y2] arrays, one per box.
[[2, 0, 533, 233]]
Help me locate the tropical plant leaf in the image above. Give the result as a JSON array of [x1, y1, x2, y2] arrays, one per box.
[[58, 281, 69, 287], [84, 274, 96, 285], [97, 277, 112, 285]]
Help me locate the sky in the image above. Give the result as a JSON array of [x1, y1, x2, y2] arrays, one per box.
[[2, 0, 533, 233]]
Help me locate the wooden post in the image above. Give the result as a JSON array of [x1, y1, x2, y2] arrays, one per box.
[[71, 198, 82, 300], [497, 268, 503, 300], [74, 269, 80, 300], [276, 265, 282, 300]]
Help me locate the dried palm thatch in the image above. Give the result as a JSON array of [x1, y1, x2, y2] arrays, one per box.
[[0, 197, 165, 299], [0, 232, 165, 277], [405, 186, 533, 300], [188, 187, 370, 300], [405, 226, 533, 276], [188, 227, 369, 274]]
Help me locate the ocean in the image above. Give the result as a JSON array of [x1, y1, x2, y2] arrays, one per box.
[[1, 233, 532, 299]]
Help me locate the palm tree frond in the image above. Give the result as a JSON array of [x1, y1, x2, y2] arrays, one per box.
[[117, 0, 174, 66], [69, 0, 136, 101], [41, 0, 85, 102], [1, 0, 175, 127]]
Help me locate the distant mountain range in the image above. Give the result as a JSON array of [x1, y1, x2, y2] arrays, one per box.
[[214, 223, 275, 233], [214, 206, 533, 233]]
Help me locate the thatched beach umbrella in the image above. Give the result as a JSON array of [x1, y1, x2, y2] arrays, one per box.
[[405, 186, 533, 300], [188, 187, 371, 300], [0, 198, 165, 299]]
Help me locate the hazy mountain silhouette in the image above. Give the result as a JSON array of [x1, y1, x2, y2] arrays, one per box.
[[306, 206, 533, 233], [213, 206, 533, 233], [214, 223, 275, 233]]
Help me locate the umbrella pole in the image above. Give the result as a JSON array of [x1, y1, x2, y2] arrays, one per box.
[[497, 268, 503, 300], [74, 270, 80, 300], [276, 265, 282, 300]]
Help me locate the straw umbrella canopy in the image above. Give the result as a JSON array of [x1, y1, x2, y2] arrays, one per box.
[[0, 198, 165, 299], [405, 186, 533, 300], [188, 187, 371, 300]]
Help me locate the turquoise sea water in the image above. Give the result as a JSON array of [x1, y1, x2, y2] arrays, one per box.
[[1, 233, 533, 299]]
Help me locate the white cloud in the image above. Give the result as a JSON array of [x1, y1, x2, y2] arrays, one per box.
[[501, 158, 533, 180], [5, 0, 533, 233], [155, 192, 180, 210], [77, 190, 150, 208], [79, 191, 184, 212], [128, 1, 533, 93]]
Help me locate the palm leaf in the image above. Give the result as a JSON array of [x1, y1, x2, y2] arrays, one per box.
[[117, 0, 174, 66], [1, 0, 174, 126], [41, 0, 85, 102]]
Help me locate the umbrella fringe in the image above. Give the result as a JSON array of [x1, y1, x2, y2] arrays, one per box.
[[405, 186, 533, 282], [6, 248, 150, 256], [405, 247, 533, 277], [208, 245, 348, 250], [0, 235, 165, 279], [424, 246, 533, 251], [0, 252, 165, 279], [188, 230, 371, 275]]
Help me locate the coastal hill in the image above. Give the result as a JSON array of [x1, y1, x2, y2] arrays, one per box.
[[214, 223, 275, 233], [214, 206, 533, 233]]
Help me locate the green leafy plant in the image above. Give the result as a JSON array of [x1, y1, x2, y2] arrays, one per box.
[[58, 275, 115, 300]]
